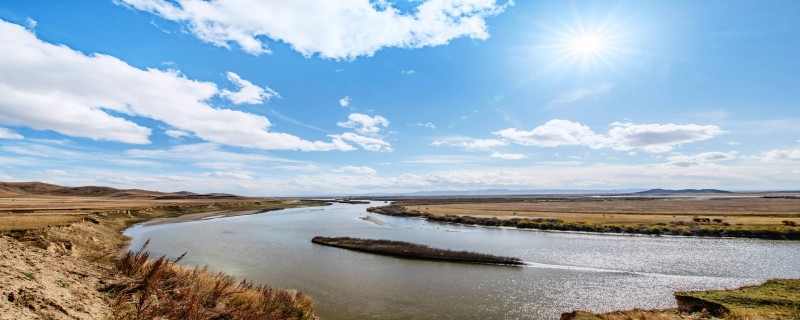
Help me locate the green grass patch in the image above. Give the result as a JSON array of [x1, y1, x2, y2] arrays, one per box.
[[677, 279, 800, 319]]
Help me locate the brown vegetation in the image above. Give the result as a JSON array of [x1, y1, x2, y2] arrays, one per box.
[[312, 236, 523, 265], [108, 240, 318, 320], [368, 194, 800, 239], [0, 182, 322, 320]]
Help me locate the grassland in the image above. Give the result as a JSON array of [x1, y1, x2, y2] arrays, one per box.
[[368, 194, 800, 239], [312, 236, 523, 265], [563, 279, 800, 320]]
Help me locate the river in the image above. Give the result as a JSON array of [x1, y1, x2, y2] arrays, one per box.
[[124, 201, 800, 319]]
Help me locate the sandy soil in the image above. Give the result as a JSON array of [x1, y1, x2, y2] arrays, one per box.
[[137, 208, 268, 226], [0, 236, 115, 320]]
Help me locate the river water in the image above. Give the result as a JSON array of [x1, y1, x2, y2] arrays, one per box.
[[124, 201, 800, 319]]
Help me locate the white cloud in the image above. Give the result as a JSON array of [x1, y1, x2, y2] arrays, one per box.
[[205, 171, 254, 180], [662, 151, 738, 167], [0, 20, 350, 151], [401, 69, 416, 75], [219, 72, 279, 105], [118, 0, 511, 59], [494, 120, 724, 153], [403, 155, 484, 165], [42, 169, 68, 175], [0, 127, 23, 140], [494, 120, 602, 148], [337, 113, 390, 136], [548, 83, 615, 107], [757, 148, 800, 161], [410, 122, 436, 129], [335, 166, 377, 175], [465, 139, 506, 150], [490, 152, 526, 160], [165, 129, 191, 138], [607, 122, 725, 153], [25, 18, 37, 30], [431, 136, 507, 150], [339, 96, 351, 107], [330, 132, 392, 152]]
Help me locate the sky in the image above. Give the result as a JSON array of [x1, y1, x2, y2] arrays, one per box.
[[0, 0, 799, 196]]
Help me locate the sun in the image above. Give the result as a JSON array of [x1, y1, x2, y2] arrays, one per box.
[[531, 15, 631, 76], [572, 35, 604, 55]]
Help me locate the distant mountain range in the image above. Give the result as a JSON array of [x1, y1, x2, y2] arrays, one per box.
[[634, 188, 733, 195], [356, 188, 737, 197], [0, 182, 242, 199], [0, 182, 742, 198], [359, 188, 642, 197]]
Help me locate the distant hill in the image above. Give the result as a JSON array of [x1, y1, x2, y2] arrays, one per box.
[[635, 188, 733, 195], [0, 182, 244, 199], [361, 188, 641, 197]]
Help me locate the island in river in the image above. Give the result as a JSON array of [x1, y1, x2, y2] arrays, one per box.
[[311, 236, 524, 265]]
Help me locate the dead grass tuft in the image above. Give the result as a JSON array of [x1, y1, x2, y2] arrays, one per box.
[[108, 241, 318, 320]]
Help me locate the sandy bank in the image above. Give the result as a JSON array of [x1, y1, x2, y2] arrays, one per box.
[[0, 236, 116, 319]]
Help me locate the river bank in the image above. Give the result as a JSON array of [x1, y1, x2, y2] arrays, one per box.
[[367, 199, 800, 240], [562, 279, 800, 320], [0, 190, 323, 319]]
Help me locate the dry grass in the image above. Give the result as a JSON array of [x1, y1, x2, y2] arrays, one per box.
[[0, 185, 324, 320], [108, 240, 319, 320], [563, 309, 713, 320], [0, 212, 85, 231], [0, 195, 312, 231], [404, 196, 800, 227]]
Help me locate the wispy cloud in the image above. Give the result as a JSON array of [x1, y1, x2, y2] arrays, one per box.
[[490, 152, 526, 160], [548, 83, 615, 108], [219, 72, 280, 105], [334, 166, 377, 175], [408, 122, 436, 129], [0, 127, 23, 140], [431, 136, 506, 150]]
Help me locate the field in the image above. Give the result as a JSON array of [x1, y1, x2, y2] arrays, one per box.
[[0, 195, 308, 231], [401, 195, 800, 226], [368, 193, 800, 239]]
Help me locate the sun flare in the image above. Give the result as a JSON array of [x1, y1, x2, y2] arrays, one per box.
[[537, 16, 630, 74], [572, 35, 604, 55]]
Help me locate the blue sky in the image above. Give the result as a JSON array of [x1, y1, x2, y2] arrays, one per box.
[[0, 1, 799, 196]]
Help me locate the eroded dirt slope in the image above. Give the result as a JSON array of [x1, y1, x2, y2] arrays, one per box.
[[0, 236, 115, 319]]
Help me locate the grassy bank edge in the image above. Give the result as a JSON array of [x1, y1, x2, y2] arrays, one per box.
[[367, 204, 800, 240], [562, 279, 800, 320]]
